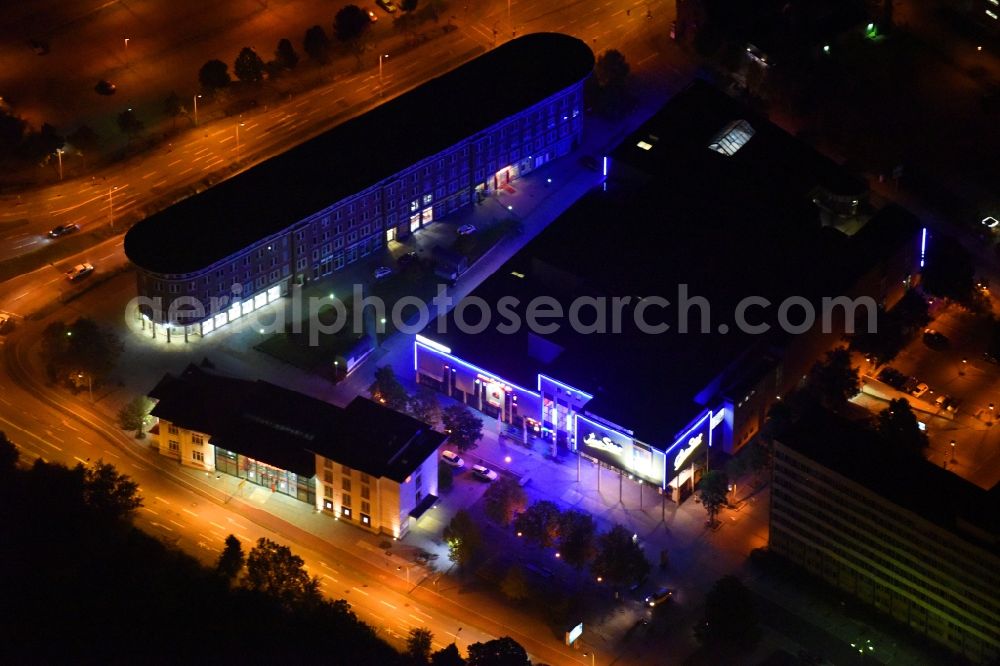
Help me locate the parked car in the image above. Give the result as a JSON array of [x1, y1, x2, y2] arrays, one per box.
[[397, 251, 418, 267], [923, 328, 948, 349], [65, 262, 94, 281], [470, 464, 498, 482], [441, 450, 464, 469], [374, 266, 392, 280], [935, 394, 959, 413], [48, 223, 80, 238], [367, 9, 378, 21], [375, 0, 398, 12], [876, 367, 907, 390], [644, 587, 674, 607], [94, 80, 116, 95], [457, 224, 476, 236], [910, 382, 929, 399]]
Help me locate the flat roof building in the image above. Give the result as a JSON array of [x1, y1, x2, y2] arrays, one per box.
[[415, 80, 921, 502], [772, 411, 1000, 664], [124, 33, 594, 339], [149, 364, 446, 537]]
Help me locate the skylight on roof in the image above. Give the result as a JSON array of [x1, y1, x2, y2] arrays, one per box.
[[707, 119, 755, 156], [636, 140, 653, 151]]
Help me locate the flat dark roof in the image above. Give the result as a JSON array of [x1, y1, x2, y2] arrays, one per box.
[[777, 409, 1000, 553], [426, 81, 917, 445], [125, 33, 594, 275], [149, 364, 444, 481]]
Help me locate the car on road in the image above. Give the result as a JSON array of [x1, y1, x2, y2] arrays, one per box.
[[470, 464, 498, 482], [65, 262, 94, 281], [368, 9, 378, 21], [374, 266, 392, 280], [910, 382, 929, 399], [644, 587, 674, 607], [94, 80, 116, 95], [48, 223, 80, 238], [440, 450, 464, 469], [935, 394, 959, 413], [457, 224, 476, 236], [876, 367, 907, 390], [923, 328, 948, 349], [397, 251, 418, 267], [376, 0, 398, 12], [0, 313, 11, 334]]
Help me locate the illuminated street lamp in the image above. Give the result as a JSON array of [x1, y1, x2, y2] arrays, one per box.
[[950, 440, 957, 463], [124, 37, 130, 65], [55, 147, 64, 181], [379, 53, 389, 95], [193, 94, 202, 126], [108, 185, 118, 231], [235, 121, 245, 162]]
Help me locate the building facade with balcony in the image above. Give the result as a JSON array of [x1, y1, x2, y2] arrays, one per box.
[[149, 364, 445, 537], [771, 412, 1000, 664], [124, 33, 594, 340]]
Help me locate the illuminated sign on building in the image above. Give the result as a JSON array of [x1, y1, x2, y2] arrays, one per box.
[[673, 432, 703, 470], [584, 432, 624, 454]]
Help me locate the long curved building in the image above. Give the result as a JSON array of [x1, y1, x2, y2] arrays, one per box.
[[124, 32, 594, 337]]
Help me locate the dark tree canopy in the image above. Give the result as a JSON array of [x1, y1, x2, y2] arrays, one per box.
[[234, 47, 266, 83], [400, 0, 419, 10], [557, 509, 597, 569], [334, 5, 372, 44], [698, 469, 729, 527], [217, 534, 245, 581], [163, 91, 184, 118], [81, 460, 142, 521], [513, 499, 561, 547], [275, 38, 299, 69], [245, 537, 323, 609], [594, 49, 629, 88], [116, 109, 144, 140], [443, 509, 482, 568], [117, 395, 154, 438], [40, 318, 123, 387], [807, 347, 860, 408], [0, 432, 19, 476], [500, 564, 530, 602], [20, 122, 64, 163], [466, 637, 530, 666], [406, 626, 434, 663], [483, 476, 527, 527], [370, 364, 409, 411], [592, 524, 650, 588], [408, 386, 441, 425], [67, 124, 100, 153], [303, 25, 331, 64], [696, 575, 761, 647], [199, 59, 232, 90], [431, 643, 466, 666], [922, 233, 975, 303], [876, 397, 928, 456], [441, 405, 483, 451]]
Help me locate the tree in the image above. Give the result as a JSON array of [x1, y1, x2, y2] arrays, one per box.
[[274, 38, 299, 70], [438, 460, 454, 493], [163, 92, 184, 128], [500, 564, 530, 603], [442, 509, 481, 568], [81, 460, 142, 521], [876, 398, 928, 456], [0, 431, 19, 477], [20, 122, 64, 163], [406, 627, 434, 663], [512, 499, 561, 547], [400, 0, 419, 10], [245, 537, 323, 608], [234, 47, 265, 83], [116, 109, 144, 143], [441, 405, 483, 452], [556, 509, 597, 569], [334, 5, 372, 45], [67, 124, 100, 154], [695, 575, 760, 647], [303, 25, 331, 64], [698, 469, 729, 527], [40, 318, 123, 387], [592, 524, 650, 589], [117, 396, 154, 438], [922, 233, 975, 304], [217, 534, 245, 581], [482, 476, 527, 527], [0, 108, 28, 156], [370, 365, 409, 411], [807, 347, 860, 408], [466, 637, 530, 666], [408, 386, 441, 426], [199, 59, 232, 91], [431, 644, 466, 666], [594, 49, 629, 89]]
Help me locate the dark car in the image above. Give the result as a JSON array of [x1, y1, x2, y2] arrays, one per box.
[[376, 0, 398, 12], [923, 329, 948, 349], [644, 587, 674, 607], [397, 251, 418, 267], [876, 367, 907, 390], [95, 80, 116, 95], [48, 223, 80, 238]]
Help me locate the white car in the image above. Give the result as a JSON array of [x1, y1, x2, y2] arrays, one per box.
[[457, 224, 476, 236], [910, 382, 929, 399], [471, 464, 498, 482], [374, 266, 392, 280], [441, 450, 464, 468], [65, 262, 94, 281]]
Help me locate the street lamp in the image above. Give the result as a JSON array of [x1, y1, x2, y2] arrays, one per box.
[[124, 37, 130, 65], [950, 440, 957, 463], [55, 147, 64, 181], [193, 93, 202, 126], [235, 121, 245, 162], [108, 185, 118, 231], [379, 53, 389, 95]]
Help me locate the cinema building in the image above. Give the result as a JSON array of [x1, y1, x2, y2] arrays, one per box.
[[772, 411, 1000, 664], [149, 364, 445, 537], [123, 33, 594, 339], [414, 81, 922, 501]]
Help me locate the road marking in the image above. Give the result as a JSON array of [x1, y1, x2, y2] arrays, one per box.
[[319, 561, 340, 573], [182, 508, 198, 517], [61, 419, 79, 432], [352, 587, 370, 596], [177, 167, 193, 176], [169, 519, 185, 529], [323, 573, 339, 583], [73, 456, 88, 465], [103, 449, 120, 459], [227, 518, 248, 530], [76, 436, 91, 446], [153, 179, 168, 187], [380, 600, 397, 609], [141, 171, 158, 179], [198, 533, 213, 541], [132, 463, 148, 471], [150, 521, 173, 532], [237, 532, 252, 542], [166, 159, 182, 166], [154, 496, 171, 505], [142, 507, 159, 515], [412, 608, 433, 620], [409, 614, 425, 622]]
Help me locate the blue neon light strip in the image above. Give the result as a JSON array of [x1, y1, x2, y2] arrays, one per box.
[[415, 341, 540, 397], [662, 409, 712, 459], [602, 156, 608, 177], [537, 373, 594, 400], [920, 227, 927, 268]]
